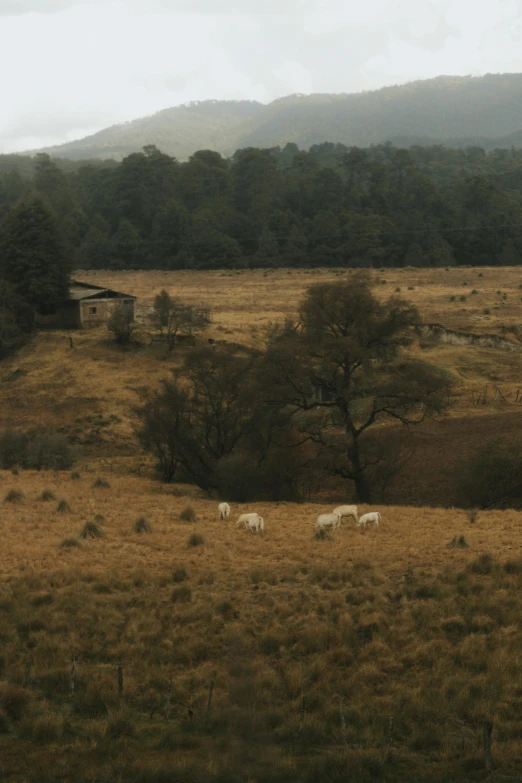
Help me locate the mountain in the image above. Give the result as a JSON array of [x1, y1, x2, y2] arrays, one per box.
[[34, 73, 522, 161]]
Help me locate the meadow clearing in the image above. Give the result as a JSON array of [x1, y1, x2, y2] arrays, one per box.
[[2, 267, 522, 781]]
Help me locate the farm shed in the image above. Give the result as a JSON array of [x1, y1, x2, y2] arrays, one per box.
[[37, 280, 136, 329]]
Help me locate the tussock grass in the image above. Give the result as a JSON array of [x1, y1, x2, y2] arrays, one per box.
[[39, 489, 56, 501], [180, 504, 196, 522], [133, 516, 152, 533], [79, 520, 104, 539], [56, 499, 71, 513], [187, 533, 204, 547], [92, 477, 110, 489], [60, 536, 81, 549], [4, 489, 24, 503]]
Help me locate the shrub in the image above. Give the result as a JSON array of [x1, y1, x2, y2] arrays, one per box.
[[60, 537, 81, 549], [459, 437, 522, 509], [92, 477, 110, 489], [0, 429, 27, 469], [469, 553, 494, 575], [395, 287, 401, 292], [133, 516, 152, 534], [171, 585, 192, 602], [39, 489, 56, 501], [4, 489, 24, 503], [460, 295, 467, 302], [94, 513, 105, 522], [56, 499, 71, 513], [25, 434, 76, 470], [462, 281, 468, 286], [172, 567, 188, 582], [71, 471, 81, 480], [180, 504, 196, 522], [72, 690, 108, 718], [0, 684, 30, 721], [105, 712, 136, 739], [483, 308, 490, 315], [79, 521, 104, 539], [314, 529, 332, 541], [466, 508, 479, 523], [188, 533, 204, 547], [447, 535, 469, 548], [471, 289, 478, 294], [450, 295, 456, 301]]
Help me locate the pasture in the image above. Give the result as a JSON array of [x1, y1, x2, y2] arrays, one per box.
[[2, 266, 522, 780], [2, 469, 522, 781]]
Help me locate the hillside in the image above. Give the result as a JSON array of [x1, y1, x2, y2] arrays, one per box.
[[35, 73, 522, 161]]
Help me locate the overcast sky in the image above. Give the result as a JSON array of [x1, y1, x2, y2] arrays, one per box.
[[1, 0, 522, 153]]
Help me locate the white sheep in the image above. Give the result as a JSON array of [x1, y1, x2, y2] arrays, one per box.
[[218, 502, 230, 520], [237, 512, 264, 533], [357, 511, 381, 530], [333, 505, 358, 524], [237, 512, 261, 528], [315, 512, 341, 532]]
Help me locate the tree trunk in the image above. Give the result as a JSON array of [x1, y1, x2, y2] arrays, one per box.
[[349, 433, 372, 503]]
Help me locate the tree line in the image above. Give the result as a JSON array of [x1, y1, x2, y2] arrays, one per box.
[[2, 141, 522, 274]]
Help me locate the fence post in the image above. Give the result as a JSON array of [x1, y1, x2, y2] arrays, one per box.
[[23, 659, 31, 688], [483, 720, 493, 771], [205, 678, 215, 722], [70, 657, 76, 697], [117, 664, 123, 698]]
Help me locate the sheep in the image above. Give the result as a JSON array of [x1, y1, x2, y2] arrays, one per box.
[[237, 512, 261, 528], [218, 502, 230, 520], [237, 512, 264, 533], [333, 505, 358, 524], [315, 512, 341, 532], [357, 511, 381, 530], [247, 515, 264, 534]]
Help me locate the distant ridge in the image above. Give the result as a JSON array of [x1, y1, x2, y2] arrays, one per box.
[[32, 73, 522, 161]]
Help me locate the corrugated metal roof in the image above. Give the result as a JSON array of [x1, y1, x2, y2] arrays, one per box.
[[70, 288, 110, 300]]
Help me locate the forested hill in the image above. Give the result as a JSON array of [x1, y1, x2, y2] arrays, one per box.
[[32, 73, 522, 161], [3, 141, 522, 274]]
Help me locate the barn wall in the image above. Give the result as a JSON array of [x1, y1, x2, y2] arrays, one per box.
[[37, 302, 81, 329], [80, 297, 135, 327]]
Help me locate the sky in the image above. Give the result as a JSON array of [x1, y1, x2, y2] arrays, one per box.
[[1, 0, 522, 153]]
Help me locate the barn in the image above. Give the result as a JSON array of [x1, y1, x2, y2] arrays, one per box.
[[37, 280, 136, 329]]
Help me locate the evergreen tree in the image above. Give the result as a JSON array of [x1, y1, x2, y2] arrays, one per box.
[[0, 194, 70, 316]]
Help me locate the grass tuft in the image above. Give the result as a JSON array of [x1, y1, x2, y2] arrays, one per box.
[[4, 489, 24, 503], [0, 685, 30, 722], [92, 477, 110, 489], [171, 585, 192, 602], [172, 567, 188, 582], [188, 533, 204, 547], [79, 520, 104, 539], [133, 516, 152, 534], [180, 504, 196, 522], [447, 535, 469, 548], [71, 471, 81, 480], [56, 499, 71, 513], [40, 489, 56, 501], [59, 536, 81, 549]]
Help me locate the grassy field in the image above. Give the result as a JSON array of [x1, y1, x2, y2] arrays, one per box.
[[2, 267, 522, 780], [2, 469, 522, 781]]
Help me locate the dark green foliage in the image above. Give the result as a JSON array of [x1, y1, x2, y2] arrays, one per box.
[[0, 194, 70, 316], [459, 437, 522, 509], [25, 433, 76, 470], [0, 684, 30, 721], [107, 302, 135, 345], [0, 429, 28, 468]]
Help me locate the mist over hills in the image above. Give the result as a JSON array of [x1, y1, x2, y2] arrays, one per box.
[[31, 73, 522, 161]]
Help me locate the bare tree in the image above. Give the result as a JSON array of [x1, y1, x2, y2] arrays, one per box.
[[107, 302, 135, 345], [152, 289, 209, 350]]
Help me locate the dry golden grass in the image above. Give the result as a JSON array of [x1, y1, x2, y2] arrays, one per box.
[[2, 469, 522, 780]]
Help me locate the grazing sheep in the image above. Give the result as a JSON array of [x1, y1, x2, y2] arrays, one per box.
[[333, 505, 358, 524], [315, 512, 341, 532], [357, 511, 381, 530], [237, 512, 264, 533], [218, 502, 230, 520], [237, 512, 261, 528]]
